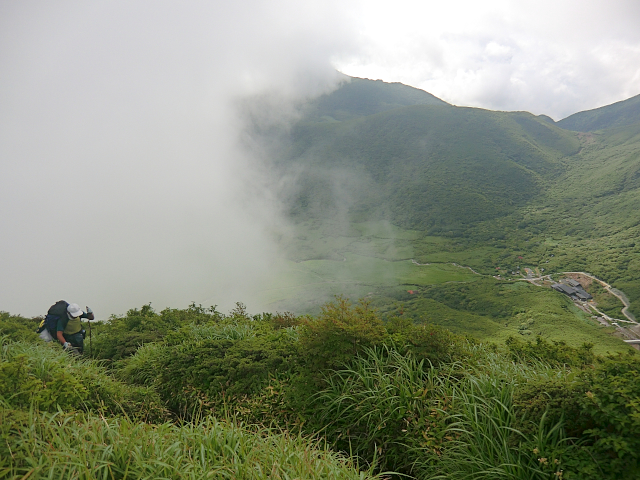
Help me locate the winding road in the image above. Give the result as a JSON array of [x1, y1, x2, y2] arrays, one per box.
[[562, 272, 636, 323]]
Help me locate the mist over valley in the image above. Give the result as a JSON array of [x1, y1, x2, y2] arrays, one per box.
[[240, 77, 640, 353]]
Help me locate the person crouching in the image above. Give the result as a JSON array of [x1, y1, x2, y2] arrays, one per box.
[[53, 302, 94, 354]]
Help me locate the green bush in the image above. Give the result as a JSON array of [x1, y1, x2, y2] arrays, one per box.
[[0, 311, 40, 343], [0, 337, 167, 422], [513, 375, 584, 438], [576, 353, 640, 478], [506, 335, 596, 368], [90, 303, 223, 361], [299, 297, 386, 373], [512, 352, 640, 479], [0, 352, 87, 411], [119, 327, 300, 418], [393, 318, 469, 364]]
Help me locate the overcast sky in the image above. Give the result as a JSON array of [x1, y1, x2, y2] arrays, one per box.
[[1, 1, 639, 317], [338, 0, 640, 119]]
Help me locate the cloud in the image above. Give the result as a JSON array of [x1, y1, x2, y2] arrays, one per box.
[[1, 0, 638, 317], [338, 0, 640, 119], [0, 0, 358, 317]]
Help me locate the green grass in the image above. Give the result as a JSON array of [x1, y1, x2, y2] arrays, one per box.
[[259, 253, 476, 313], [311, 344, 579, 479], [266, 219, 631, 353], [419, 353, 570, 480], [374, 278, 629, 354], [259, 256, 478, 313], [281, 220, 420, 262], [0, 410, 381, 480], [264, 220, 480, 313], [312, 345, 456, 473], [3, 302, 639, 479], [0, 337, 168, 421]]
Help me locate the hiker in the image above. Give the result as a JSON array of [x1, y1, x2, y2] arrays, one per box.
[[38, 301, 95, 354]]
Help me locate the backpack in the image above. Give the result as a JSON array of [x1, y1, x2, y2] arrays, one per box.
[[37, 300, 68, 340]]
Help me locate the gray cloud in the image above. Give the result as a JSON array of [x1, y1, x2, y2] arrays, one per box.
[[0, 1, 357, 317], [2, 0, 639, 317]]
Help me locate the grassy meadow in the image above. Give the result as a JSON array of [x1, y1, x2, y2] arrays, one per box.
[[263, 220, 629, 354]]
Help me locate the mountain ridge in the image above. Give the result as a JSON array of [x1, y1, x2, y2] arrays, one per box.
[[304, 76, 449, 122], [558, 93, 640, 132]]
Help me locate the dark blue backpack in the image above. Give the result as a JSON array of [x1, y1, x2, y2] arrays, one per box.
[[37, 300, 68, 337]]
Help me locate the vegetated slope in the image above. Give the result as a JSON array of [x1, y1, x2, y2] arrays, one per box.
[[5, 303, 639, 480], [502, 122, 640, 315], [558, 92, 640, 131], [371, 278, 627, 353], [305, 75, 449, 121], [280, 102, 580, 235], [0, 309, 380, 480], [265, 78, 639, 320]]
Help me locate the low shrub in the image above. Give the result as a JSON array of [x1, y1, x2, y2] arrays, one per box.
[[0, 337, 168, 422], [512, 352, 640, 479], [506, 335, 596, 368], [299, 297, 387, 374], [575, 353, 640, 478], [118, 328, 300, 418], [0, 311, 40, 343], [90, 303, 224, 361]]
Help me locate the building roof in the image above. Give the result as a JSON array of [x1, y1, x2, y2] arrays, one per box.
[[552, 284, 574, 295], [552, 283, 593, 300], [575, 288, 593, 300]]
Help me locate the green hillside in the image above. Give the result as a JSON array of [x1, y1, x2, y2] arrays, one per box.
[[558, 92, 640, 131], [280, 103, 580, 235], [483, 122, 640, 315], [260, 76, 640, 333], [305, 76, 448, 121]]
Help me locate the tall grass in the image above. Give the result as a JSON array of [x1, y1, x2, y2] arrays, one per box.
[[425, 376, 568, 480], [312, 344, 576, 479], [312, 345, 459, 473], [415, 347, 573, 480], [0, 409, 383, 480]]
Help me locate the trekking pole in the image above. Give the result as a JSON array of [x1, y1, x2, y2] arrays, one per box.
[[86, 306, 93, 355]]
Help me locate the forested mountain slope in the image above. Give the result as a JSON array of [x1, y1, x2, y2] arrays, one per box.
[[558, 92, 640, 132], [500, 121, 640, 311], [280, 100, 580, 235], [265, 76, 640, 317]]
